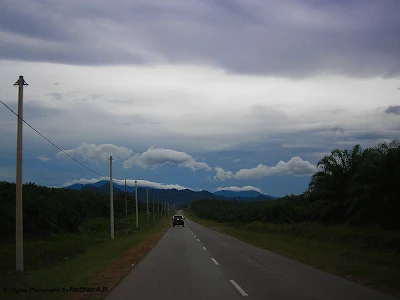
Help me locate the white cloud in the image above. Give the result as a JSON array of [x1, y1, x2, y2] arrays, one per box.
[[216, 186, 262, 193], [57, 143, 134, 163], [214, 157, 319, 181], [37, 155, 51, 162], [123, 147, 211, 171], [114, 179, 190, 190], [233, 159, 241, 163], [62, 177, 109, 187], [213, 167, 234, 181], [63, 177, 191, 190]]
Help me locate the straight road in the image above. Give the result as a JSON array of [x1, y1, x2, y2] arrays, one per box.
[[105, 211, 396, 300]]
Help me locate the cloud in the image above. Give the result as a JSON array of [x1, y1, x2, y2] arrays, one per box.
[[1, 0, 399, 77], [214, 167, 234, 181], [330, 125, 345, 134], [63, 177, 191, 190], [37, 154, 51, 162], [57, 143, 134, 163], [214, 157, 319, 181], [216, 185, 262, 193], [63, 177, 108, 186], [123, 147, 211, 171], [385, 105, 400, 115], [233, 159, 241, 163]]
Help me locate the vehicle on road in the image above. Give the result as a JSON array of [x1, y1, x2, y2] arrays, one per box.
[[172, 215, 185, 227]]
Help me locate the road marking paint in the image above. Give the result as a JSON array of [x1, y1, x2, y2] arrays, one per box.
[[203, 247, 207, 250], [194, 235, 197, 237], [211, 258, 219, 265], [197, 238, 200, 241], [230, 280, 248, 296]]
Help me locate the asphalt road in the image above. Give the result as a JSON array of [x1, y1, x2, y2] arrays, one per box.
[[105, 211, 396, 300]]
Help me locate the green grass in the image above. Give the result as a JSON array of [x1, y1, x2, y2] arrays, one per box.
[[0, 214, 170, 300], [184, 208, 400, 298]]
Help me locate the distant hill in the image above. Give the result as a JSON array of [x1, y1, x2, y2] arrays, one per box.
[[81, 182, 123, 194], [63, 181, 275, 206], [214, 190, 273, 199]]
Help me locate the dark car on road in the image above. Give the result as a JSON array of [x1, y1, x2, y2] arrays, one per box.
[[172, 215, 185, 227]]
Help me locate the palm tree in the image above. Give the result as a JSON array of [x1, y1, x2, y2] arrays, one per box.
[[307, 144, 363, 223]]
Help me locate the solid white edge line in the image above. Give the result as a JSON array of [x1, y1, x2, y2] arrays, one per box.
[[211, 258, 219, 265], [203, 247, 207, 250], [229, 280, 248, 296]]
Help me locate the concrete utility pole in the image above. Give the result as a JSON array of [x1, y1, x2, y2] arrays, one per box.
[[146, 189, 149, 227], [14, 76, 28, 271], [109, 156, 114, 240], [152, 194, 155, 224], [157, 197, 160, 220], [125, 178, 128, 236], [135, 180, 138, 229]]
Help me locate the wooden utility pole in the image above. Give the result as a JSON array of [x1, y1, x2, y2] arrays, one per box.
[[125, 178, 127, 236], [14, 76, 28, 271], [135, 180, 138, 229], [152, 194, 155, 224], [109, 156, 114, 239], [157, 197, 160, 220], [146, 189, 149, 227]]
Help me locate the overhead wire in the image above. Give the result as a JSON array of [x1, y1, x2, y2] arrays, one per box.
[[0, 100, 109, 179]]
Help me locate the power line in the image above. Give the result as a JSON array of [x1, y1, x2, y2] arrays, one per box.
[[0, 99, 108, 179]]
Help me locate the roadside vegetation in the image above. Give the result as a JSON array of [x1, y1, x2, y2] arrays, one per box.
[[0, 183, 171, 299], [188, 140, 400, 296]]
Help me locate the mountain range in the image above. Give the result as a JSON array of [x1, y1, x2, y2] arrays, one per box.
[[64, 180, 275, 206]]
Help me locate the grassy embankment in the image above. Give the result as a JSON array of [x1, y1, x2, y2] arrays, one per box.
[[0, 213, 171, 300], [184, 208, 400, 298]]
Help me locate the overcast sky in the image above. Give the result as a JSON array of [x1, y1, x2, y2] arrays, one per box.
[[1, 0, 399, 196]]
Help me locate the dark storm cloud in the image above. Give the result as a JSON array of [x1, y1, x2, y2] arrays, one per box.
[[385, 105, 400, 115], [330, 126, 345, 134], [1, 0, 400, 77]]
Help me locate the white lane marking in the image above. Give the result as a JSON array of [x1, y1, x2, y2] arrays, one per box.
[[197, 238, 200, 241], [203, 247, 207, 250], [194, 235, 197, 237], [230, 280, 248, 297], [211, 258, 219, 265]]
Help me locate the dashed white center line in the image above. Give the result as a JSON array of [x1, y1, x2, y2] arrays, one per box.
[[194, 235, 197, 237], [203, 247, 207, 250], [211, 258, 219, 265], [197, 238, 200, 241], [230, 280, 248, 297]]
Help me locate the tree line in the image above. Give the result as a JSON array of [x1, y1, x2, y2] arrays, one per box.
[[192, 140, 400, 230], [0, 182, 164, 241]]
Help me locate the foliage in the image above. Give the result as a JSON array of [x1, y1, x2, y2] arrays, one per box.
[[0, 183, 163, 241], [192, 140, 400, 231]]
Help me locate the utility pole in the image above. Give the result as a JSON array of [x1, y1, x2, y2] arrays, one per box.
[[157, 197, 160, 220], [146, 189, 149, 227], [14, 76, 28, 271], [125, 178, 127, 236], [152, 194, 155, 224], [135, 180, 138, 229], [109, 156, 114, 240]]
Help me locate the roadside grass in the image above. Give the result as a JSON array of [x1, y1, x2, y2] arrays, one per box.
[[184, 208, 400, 298], [0, 214, 170, 300]]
